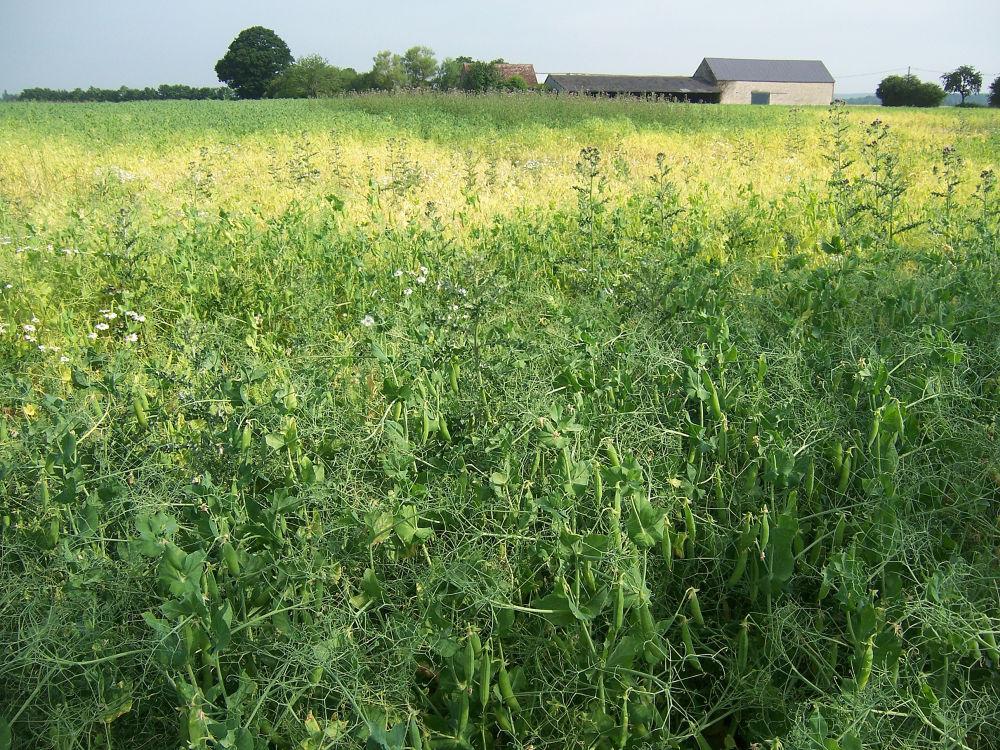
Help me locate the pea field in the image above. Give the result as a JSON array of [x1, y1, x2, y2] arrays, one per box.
[[0, 95, 998, 750]]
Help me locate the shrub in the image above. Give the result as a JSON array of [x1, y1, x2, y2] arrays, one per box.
[[268, 55, 357, 98], [875, 74, 946, 107]]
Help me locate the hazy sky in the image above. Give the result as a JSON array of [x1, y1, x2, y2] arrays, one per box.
[[2, 0, 998, 95]]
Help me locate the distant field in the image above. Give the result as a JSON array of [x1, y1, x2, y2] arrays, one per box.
[[1, 95, 999, 750]]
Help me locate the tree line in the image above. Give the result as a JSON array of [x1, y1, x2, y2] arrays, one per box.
[[876, 65, 999, 107], [12, 84, 234, 103], [214, 27, 536, 99]]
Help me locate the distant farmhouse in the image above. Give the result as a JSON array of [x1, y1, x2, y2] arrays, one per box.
[[545, 58, 835, 105], [463, 63, 539, 87]]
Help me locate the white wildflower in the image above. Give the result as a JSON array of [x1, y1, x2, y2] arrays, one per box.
[[60, 356, 69, 363], [95, 322, 110, 331], [458, 288, 468, 296], [416, 275, 427, 285], [22, 324, 36, 333], [393, 269, 404, 278], [124, 332, 138, 343], [360, 315, 375, 327], [103, 311, 118, 320], [25, 334, 36, 342], [419, 265, 428, 275], [403, 288, 413, 296], [87, 332, 98, 340], [30, 316, 39, 323]]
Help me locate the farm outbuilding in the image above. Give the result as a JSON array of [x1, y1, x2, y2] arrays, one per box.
[[544, 57, 835, 105]]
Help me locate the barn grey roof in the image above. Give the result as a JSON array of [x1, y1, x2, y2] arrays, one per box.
[[699, 58, 834, 84], [545, 74, 720, 95]]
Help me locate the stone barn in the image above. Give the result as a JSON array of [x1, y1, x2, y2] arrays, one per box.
[[693, 58, 835, 105], [544, 57, 835, 105]]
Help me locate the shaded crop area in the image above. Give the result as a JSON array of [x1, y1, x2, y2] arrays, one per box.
[[0, 97, 998, 750]]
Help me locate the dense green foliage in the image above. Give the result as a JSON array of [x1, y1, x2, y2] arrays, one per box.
[[215, 26, 294, 99], [990, 76, 1000, 108], [268, 56, 358, 99], [0, 97, 999, 750], [13, 85, 233, 102], [940, 66, 983, 107], [876, 75, 947, 107]]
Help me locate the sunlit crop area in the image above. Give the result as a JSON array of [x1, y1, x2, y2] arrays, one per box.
[[1, 95, 998, 750]]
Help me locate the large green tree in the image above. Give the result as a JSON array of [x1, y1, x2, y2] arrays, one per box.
[[941, 65, 983, 106], [990, 76, 1000, 107], [268, 55, 357, 98], [215, 26, 293, 99], [401, 46, 438, 88]]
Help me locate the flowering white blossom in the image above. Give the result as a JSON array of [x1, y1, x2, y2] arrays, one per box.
[[22, 324, 36, 333], [458, 288, 468, 296], [103, 312, 118, 320], [419, 266, 428, 275], [360, 315, 375, 327], [61, 247, 79, 256], [30, 316, 39, 324], [60, 356, 69, 363], [124, 333, 138, 343], [393, 269, 404, 278], [87, 332, 98, 340], [403, 288, 413, 296], [3, 284, 11, 289], [24, 334, 36, 342], [416, 275, 427, 285], [95, 322, 110, 331]]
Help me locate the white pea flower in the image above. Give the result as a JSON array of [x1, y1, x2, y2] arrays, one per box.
[[103, 311, 118, 320], [403, 288, 413, 296], [87, 332, 98, 340], [60, 356, 69, 363], [360, 315, 375, 327], [24, 334, 36, 342], [124, 333, 138, 343], [393, 269, 404, 278], [416, 275, 427, 285], [22, 324, 36, 333], [95, 322, 110, 331]]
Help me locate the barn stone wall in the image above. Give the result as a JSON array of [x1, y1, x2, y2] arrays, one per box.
[[718, 80, 834, 105]]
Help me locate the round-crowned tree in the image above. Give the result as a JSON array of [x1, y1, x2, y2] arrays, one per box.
[[989, 76, 1000, 107], [215, 26, 293, 99]]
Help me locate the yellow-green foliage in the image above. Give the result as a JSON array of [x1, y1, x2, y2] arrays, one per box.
[[0, 95, 998, 750]]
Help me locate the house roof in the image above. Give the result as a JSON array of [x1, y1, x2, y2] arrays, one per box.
[[699, 58, 834, 84], [462, 63, 539, 86], [497, 64, 538, 86], [545, 74, 720, 95]]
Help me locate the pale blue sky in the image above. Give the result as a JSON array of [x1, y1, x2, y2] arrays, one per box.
[[1, 0, 998, 94]]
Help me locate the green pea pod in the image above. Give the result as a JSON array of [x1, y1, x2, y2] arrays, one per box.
[[855, 638, 874, 692], [837, 451, 852, 494], [688, 588, 704, 627], [479, 647, 492, 708], [701, 370, 723, 421], [222, 542, 241, 576], [737, 620, 749, 672], [684, 500, 697, 548], [614, 579, 625, 631], [680, 616, 702, 671], [726, 548, 748, 589], [449, 360, 460, 394], [617, 690, 630, 749], [456, 692, 469, 735], [804, 457, 815, 501], [604, 440, 621, 468], [409, 717, 424, 750], [661, 521, 674, 572], [759, 508, 770, 551]]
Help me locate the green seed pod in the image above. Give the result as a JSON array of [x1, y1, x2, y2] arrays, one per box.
[[222, 542, 240, 576], [240, 424, 252, 452], [684, 500, 697, 547], [421, 404, 431, 443], [855, 638, 874, 692], [688, 588, 704, 627], [449, 359, 460, 394], [498, 661, 520, 712], [408, 717, 424, 750], [479, 647, 492, 708], [680, 616, 702, 672], [605, 440, 621, 468], [133, 396, 148, 429], [661, 520, 674, 572], [980, 630, 1000, 666], [438, 414, 451, 442], [866, 413, 880, 450], [737, 620, 749, 672], [204, 568, 219, 600], [616, 690, 630, 750], [718, 421, 729, 461], [837, 451, 852, 494], [463, 638, 476, 687], [759, 508, 770, 551], [833, 513, 846, 549], [456, 691, 469, 735], [804, 457, 815, 501], [638, 601, 655, 639], [594, 464, 604, 506], [831, 441, 843, 473], [726, 548, 748, 589], [614, 579, 625, 631], [701, 370, 723, 421], [493, 706, 515, 734]]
